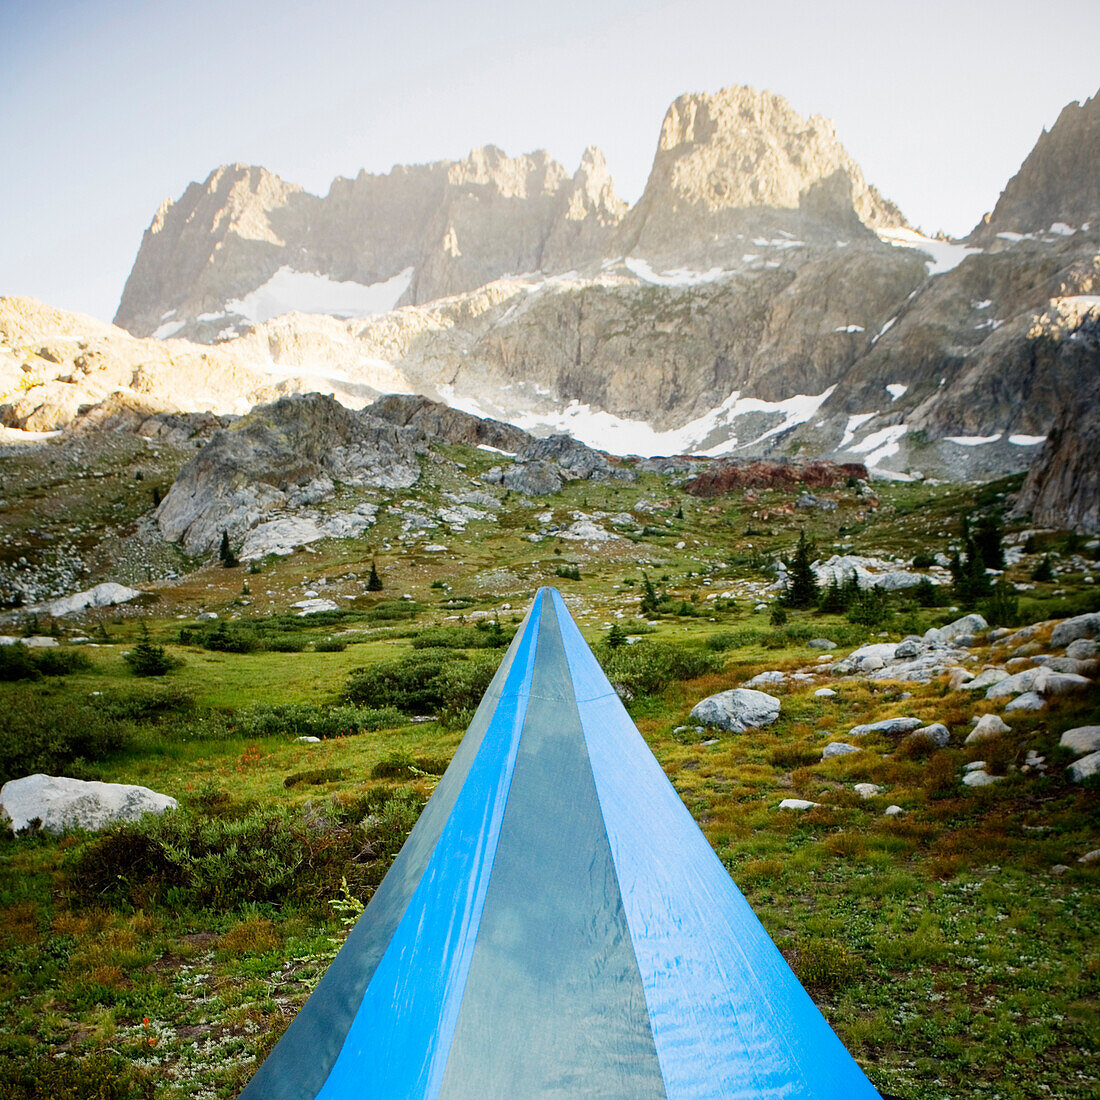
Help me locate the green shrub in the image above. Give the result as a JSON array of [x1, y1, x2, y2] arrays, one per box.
[[554, 564, 581, 580], [847, 587, 890, 628], [794, 938, 860, 991], [911, 551, 937, 569], [284, 767, 347, 788], [0, 688, 131, 784], [69, 790, 424, 911], [769, 605, 788, 626], [705, 632, 739, 652], [597, 641, 720, 699], [233, 703, 404, 740], [315, 638, 347, 652], [1031, 555, 1054, 582], [365, 600, 420, 622], [411, 622, 512, 650], [0, 644, 92, 681], [342, 649, 497, 724], [979, 582, 1021, 627]]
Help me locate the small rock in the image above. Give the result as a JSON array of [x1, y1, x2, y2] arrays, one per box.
[[822, 742, 861, 759], [854, 783, 882, 799], [964, 760, 989, 772], [295, 736, 321, 743], [1068, 751, 1100, 782], [962, 769, 1002, 787], [884, 804, 904, 816], [197, 611, 219, 621], [1078, 849, 1100, 865], [1059, 726, 1100, 756], [814, 687, 837, 698], [746, 670, 785, 686], [947, 667, 974, 689], [960, 667, 1008, 692], [965, 714, 1011, 745], [906, 722, 950, 748], [1004, 691, 1045, 712], [807, 638, 837, 650], [1051, 864, 1070, 875], [895, 639, 922, 659], [778, 798, 818, 811], [847, 717, 922, 738]]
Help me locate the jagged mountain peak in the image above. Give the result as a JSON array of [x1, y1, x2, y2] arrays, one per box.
[[973, 88, 1100, 241], [616, 83, 906, 263]]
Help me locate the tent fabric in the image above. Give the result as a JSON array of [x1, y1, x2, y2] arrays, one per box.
[[239, 587, 881, 1100]]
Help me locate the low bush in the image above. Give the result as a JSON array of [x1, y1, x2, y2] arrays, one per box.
[[411, 621, 513, 650], [123, 629, 180, 676], [370, 752, 450, 780], [343, 649, 498, 726], [314, 638, 347, 652], [794, 938, 860, 991], [597, 641, 721, 699], [0, 1050, 153, 1100], [233, 703, 404, 740], [283, 767, 347, 788], [70, 787, 425, 911], [0, 687, 131, 784], [0, 644, 92, 681]]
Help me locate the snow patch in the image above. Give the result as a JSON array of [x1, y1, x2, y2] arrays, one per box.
[[835, 324, 865, 333], [226, 266, 414, 324], [1049, 222, 1075, 236], [877, 226, 980, 275], [152, 320, 185, 340], [871, 316, 897, 344], [624, 257, 727, 286], [945, 433, 1003, 446], [885, 383, 908, 401], [849, 424, 908, 467], [839, 413, 876, 450], [1008, 434, 1047, 446]]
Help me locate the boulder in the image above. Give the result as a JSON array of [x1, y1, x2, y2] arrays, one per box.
[[746, 670, 785, 686], [959, 667, 1008, 692], [1051, 613, 1100, 649], [1004, 691, 1045, 712], [1066, 638, 1098, 660], [37, 582, 144, 617], [1, 774, 177, 833], [1068, 751, 1100, 782], [962, 769, 1002, 787], [822, 742, 861, 759], [854, 783, 882, 798], [884, 804, 905, 816], [965, 714, 1011, 745], [938, 613, 989, 642], [807, 638, 837, 650], [1060, 726, 1100, 756], [293, 598, 339, 615], [906, 722, 950, 749], [778, 798, 818, 811], [947, 667, 974, 689], [814, 687, 837, 697], [502, 461, 564, 496], [847, 717, 922, 739], [689, 689, 780, 732]]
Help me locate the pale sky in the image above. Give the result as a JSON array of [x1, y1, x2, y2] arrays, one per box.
[[1, 0, 1096, 323]]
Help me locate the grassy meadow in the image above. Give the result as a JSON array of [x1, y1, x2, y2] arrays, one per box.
[[0, 440, 1098, 1099]]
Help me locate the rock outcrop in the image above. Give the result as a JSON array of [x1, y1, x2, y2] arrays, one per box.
[[1010, 386, 1100, 533], [156, 394, 424, 555], [972, 90, 1100, 241]]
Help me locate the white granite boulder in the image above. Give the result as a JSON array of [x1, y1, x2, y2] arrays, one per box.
[[1050, 613, 1100, 649], [689, 689, 780, 732], [1068, 752, 1100, 783], [965, 714, 1011, 745], [822, 742, 861, 759], [1, 774, 177, 834], [778, 798, 818, 811], [1059, 726, 1100, 756], [1004, 692, 1045, 712], [906, 722, 950, 748], [847, 717, 922, 739]]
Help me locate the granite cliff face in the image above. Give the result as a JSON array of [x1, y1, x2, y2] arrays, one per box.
[[114, 147, 626, 340], [616, 85, 905, 264], [972, 91, 1100, 241]]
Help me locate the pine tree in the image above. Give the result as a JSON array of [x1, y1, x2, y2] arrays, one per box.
[[782, 530, 819, 609], [124, 623, 176, 676], [639, 571, 660, 615], [219, 530, 238, 568], [367, 561, 383, 592], [606, 623, 626, 649]]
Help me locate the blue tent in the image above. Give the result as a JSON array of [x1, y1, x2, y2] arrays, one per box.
[[240, 587, 881, 1099]]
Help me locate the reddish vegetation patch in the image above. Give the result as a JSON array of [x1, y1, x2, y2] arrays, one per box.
[[683, 460, 868, 498]]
